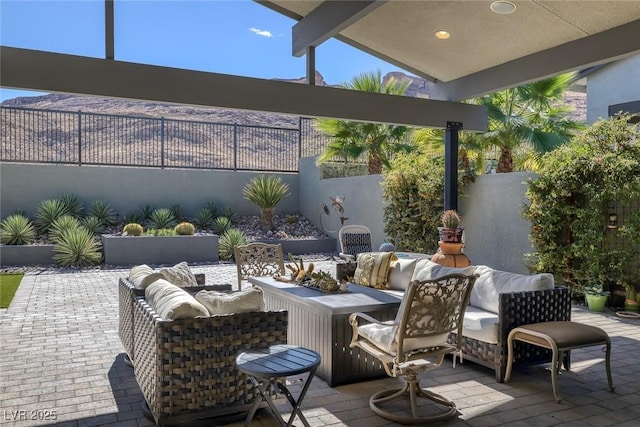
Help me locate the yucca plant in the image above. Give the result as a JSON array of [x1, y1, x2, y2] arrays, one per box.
[[11, 209, 28, 218], [193, 208, 216, 231], [148, 208, 177, 230], [169, 203, 186, 222], [49, 215, 82, 243], [0, 214, 36, 245], [87, 200, 118, 227], [212, 216, 232, 235], [59, 193, 84, 218], [218, 228, 248, 260], [53, 227, 102, 267], [34, 199, 70, 233], [243, 176, 290, 231], [82, 216, 105, 236]]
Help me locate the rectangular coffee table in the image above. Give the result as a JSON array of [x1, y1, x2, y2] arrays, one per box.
[[249, 276, 402, 387]]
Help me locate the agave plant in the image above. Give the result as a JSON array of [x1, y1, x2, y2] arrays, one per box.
[[212, 216, 232, 235], [148, 208, 177, 229], [204, 200, 219, 217], [122, 211, 143, 225], [81, 216, 105, 236], [243, 175, 290, 231], [34, 199, 70, 233], [169, 203, 186, 222], [220, 206, 237, 223], [49, 215, 82, 243], [53, 227, 102, 267], [193, 208, 216, 231], [0, 214, 36, 245], [59, 193, 84, 218], [87, 200, 118, 227], [218, 228, 248, 260], [140, 205, 155, 223]]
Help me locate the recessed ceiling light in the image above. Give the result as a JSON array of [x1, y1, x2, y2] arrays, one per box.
[[435, 30, 450, 40], [490, 1, 516, 14]]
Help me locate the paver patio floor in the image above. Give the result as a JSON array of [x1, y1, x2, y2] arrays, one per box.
[[1, 262, 640, 427]]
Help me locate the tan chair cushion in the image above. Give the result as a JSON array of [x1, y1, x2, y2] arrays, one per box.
[[195, 287, 265, 315], [128, 264, 163, 290], [145, 279, 209, 320]]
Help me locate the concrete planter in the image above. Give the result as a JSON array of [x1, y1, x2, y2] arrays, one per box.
[[102, 234, 219, 266], [0, 244, 55, 267], [255, 238, 337, 255]]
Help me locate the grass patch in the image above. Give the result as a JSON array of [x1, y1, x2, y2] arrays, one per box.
[[0, 273, 24, 308]]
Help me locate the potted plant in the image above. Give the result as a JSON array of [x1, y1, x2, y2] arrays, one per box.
[[438, 210, 464, 243], [584, 285, 610, 312]]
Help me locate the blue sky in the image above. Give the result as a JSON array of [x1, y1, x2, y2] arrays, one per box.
[[0, 0, 405, 102]]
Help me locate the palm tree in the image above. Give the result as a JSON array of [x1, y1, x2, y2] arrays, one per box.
[[315, 71, 415, 174], [472, 73, 583, 173]]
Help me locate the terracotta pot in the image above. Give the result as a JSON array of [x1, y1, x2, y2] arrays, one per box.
[[438, 227, 464, 243]]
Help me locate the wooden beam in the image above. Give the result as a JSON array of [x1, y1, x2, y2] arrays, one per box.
[[433, 19, 640, 101], [292, 1, 386, 57], [0, 46, 487, 131]]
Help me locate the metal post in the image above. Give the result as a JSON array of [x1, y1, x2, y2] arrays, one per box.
[[298, 116, 303, 160], [160, 117, 165, 169], [233, 123, 238, 171], [444, 121, 463, 211], [306, 46, 316, 85], [105, 0, 114, 60], [77, 110, 82, 166]]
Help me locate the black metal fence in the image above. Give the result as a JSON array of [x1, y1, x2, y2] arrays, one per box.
[[0, 106, 331, 172]]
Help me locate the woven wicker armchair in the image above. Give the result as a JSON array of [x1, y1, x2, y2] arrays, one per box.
[[133, 296, 288, 425], [117, 275, 228, 368], [449, 286, 571, 382]]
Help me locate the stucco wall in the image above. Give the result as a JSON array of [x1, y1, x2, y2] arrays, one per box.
[[298, 157, 386, 251], [0, 163, 299, 218], [587, 54, 640, 124]]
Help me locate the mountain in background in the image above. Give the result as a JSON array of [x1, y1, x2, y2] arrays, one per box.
[[1, 70, 586, 124]]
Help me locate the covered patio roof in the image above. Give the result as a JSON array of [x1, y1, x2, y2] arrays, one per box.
[[2, 1, 639, 130]]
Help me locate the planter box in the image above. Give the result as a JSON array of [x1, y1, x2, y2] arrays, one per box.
[[102, 234, 219, 266], [255, 238, 337, 256], [0, 244, 55, 266]]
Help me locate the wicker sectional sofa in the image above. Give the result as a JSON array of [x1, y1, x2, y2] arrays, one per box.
[[374, 258, 572, 382]]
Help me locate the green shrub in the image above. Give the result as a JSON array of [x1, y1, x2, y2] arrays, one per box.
[[87, 200, 118, 226], [212, 216, 231, 235], [218, 228, 248, 260], [123, 223, 144, 236], [81, 216, 104, 236], [53, 227, 102, 267], [34, 199, 70, 233], [145, 228, 176, 236], [169, 203, 186, 222], [148, 208, 177, 229], [59, 193, 84, 218], [194, 208, 216, 231], [0, 214, 36, 245], [243, 175, 290, 231], [49, 215, 82, 243], [175, 222, 195, 235]]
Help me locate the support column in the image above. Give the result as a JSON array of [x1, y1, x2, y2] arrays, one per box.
[[444, 121, 463, 211], [306, 46, 316, 85], [105, 0, 114, 60]]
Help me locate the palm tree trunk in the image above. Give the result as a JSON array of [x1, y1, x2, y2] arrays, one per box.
[[261, 208, 273, 231], [368, 153, 383, 175], [497, 148, 514, 173]]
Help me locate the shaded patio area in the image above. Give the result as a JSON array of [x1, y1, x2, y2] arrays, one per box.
[[1, 262, 640, 427]]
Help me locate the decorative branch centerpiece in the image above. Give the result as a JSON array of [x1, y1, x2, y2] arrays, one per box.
[[276, 253, 348, 293]]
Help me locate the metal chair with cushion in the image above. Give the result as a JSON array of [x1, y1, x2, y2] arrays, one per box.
[[338, 225, 373, 261], [349, 273, 477, 424], [234, 242, 285, 290]]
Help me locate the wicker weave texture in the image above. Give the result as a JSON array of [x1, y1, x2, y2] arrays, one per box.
[[133, 297, 288, 423], [117, 276, 229, 367], [449, 286, 571, 382]]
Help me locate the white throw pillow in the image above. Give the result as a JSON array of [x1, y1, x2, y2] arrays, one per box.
[[145, 279, 209, 320], [159, 261, 198, 287], [195, 287, 265, 315], [128, 264, 163, 290], [387, 258, 418, 291], [470, 265, 555, 314], [410, 259, 475, 282]]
